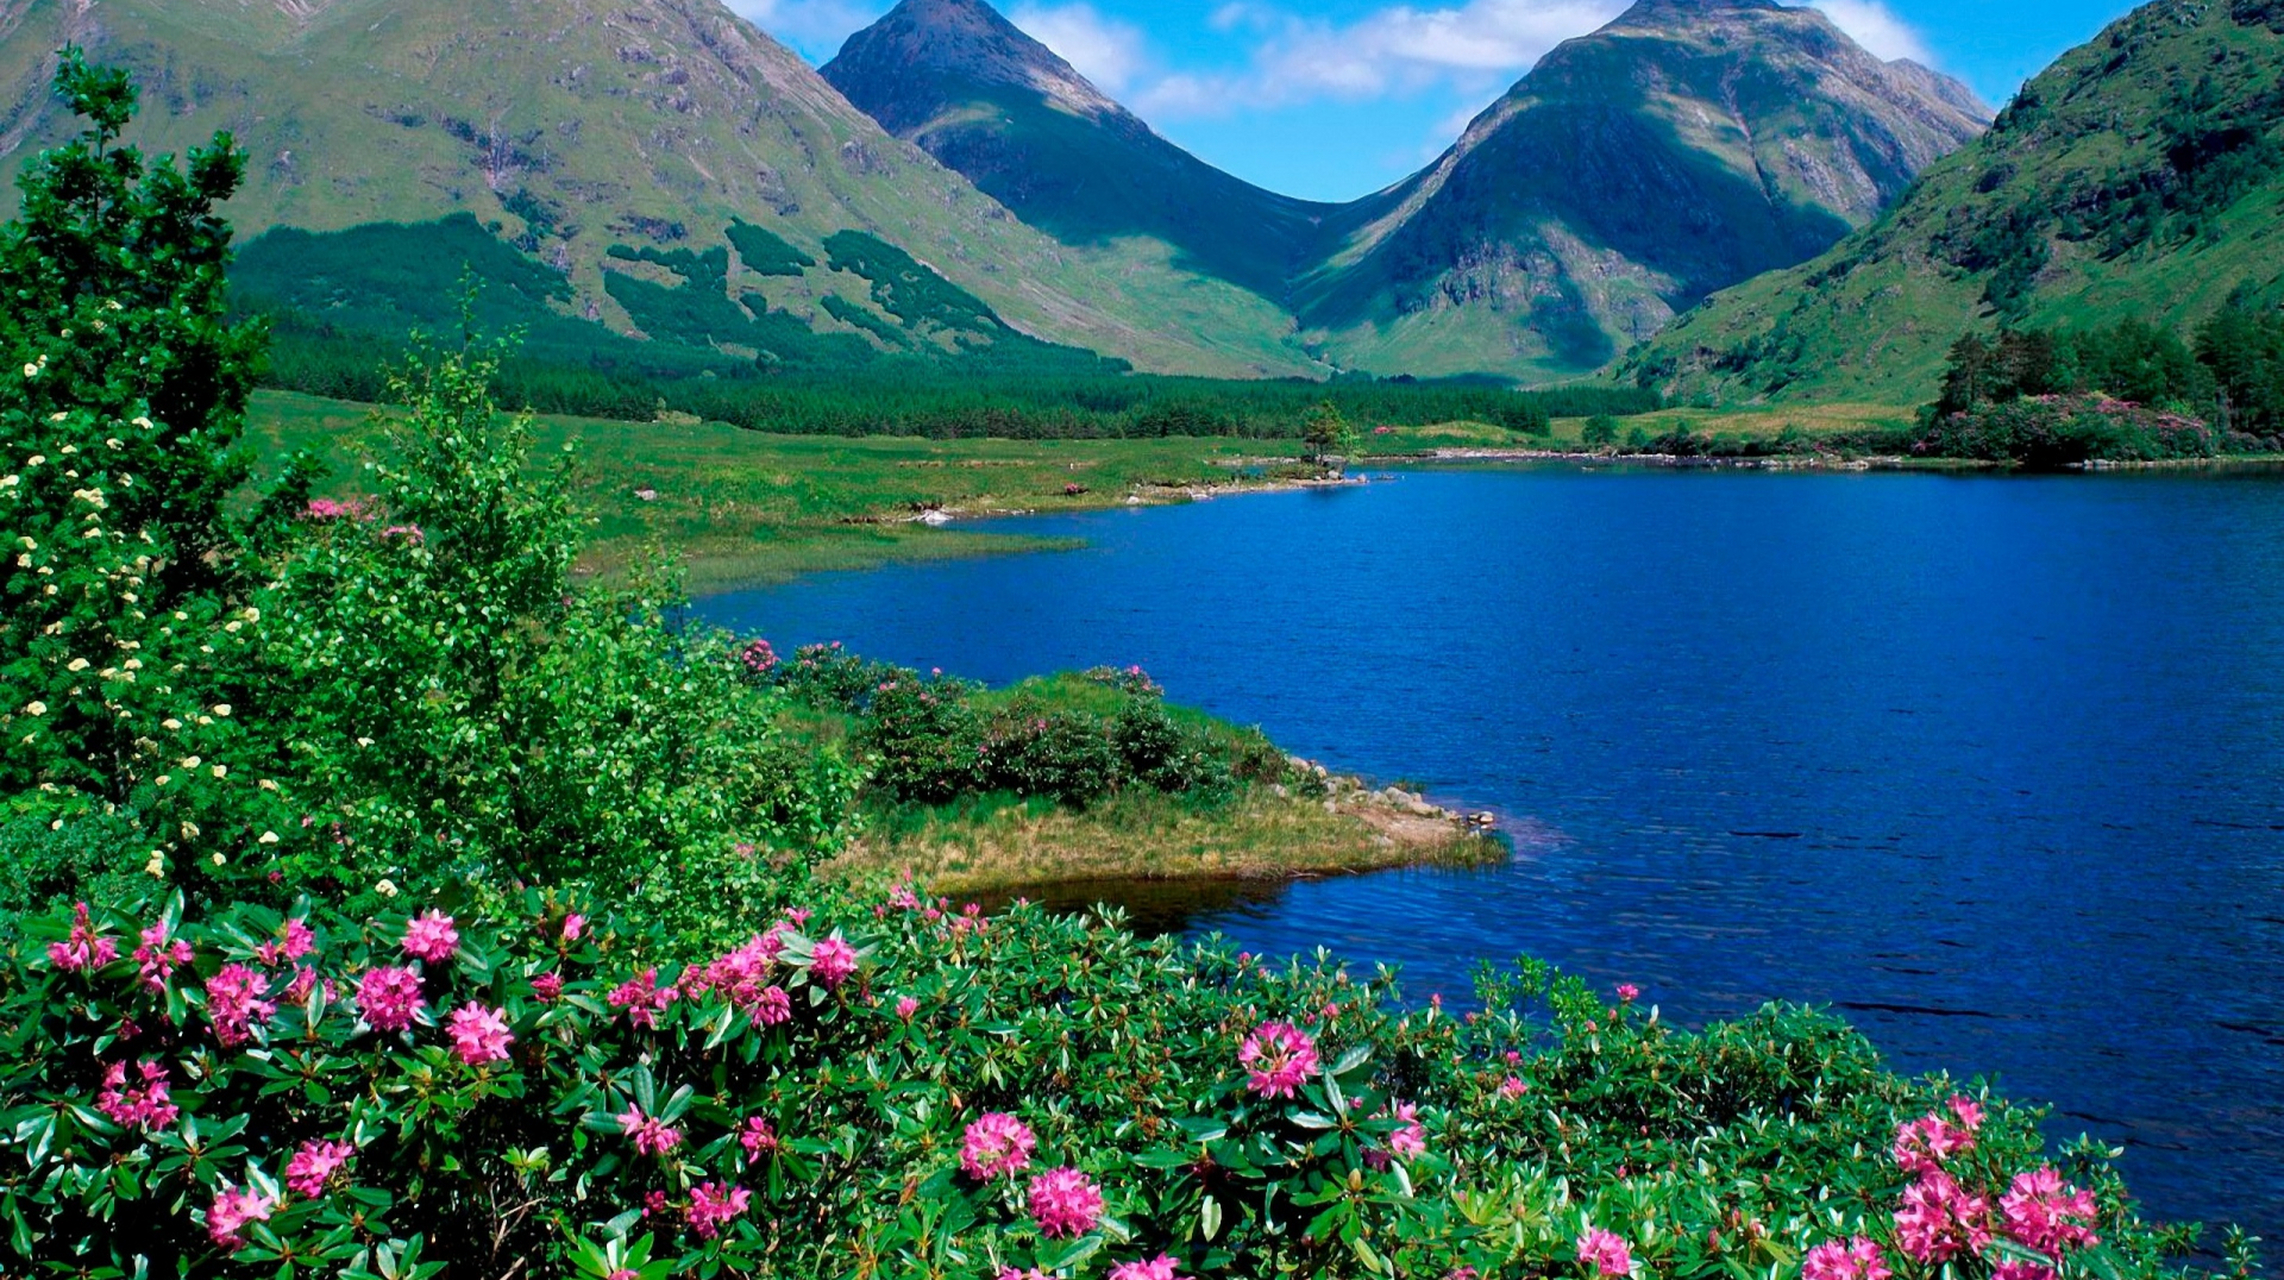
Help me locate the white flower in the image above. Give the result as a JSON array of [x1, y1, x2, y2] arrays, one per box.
[[209, 852, 226, 867], [212, 704, 232, 717], [22, 363, 37, 378], [162, 717, 182, 731], [65, 658, 89, 672], [22, 701, 44, 716], [259, 831, 279, 845], [180, 755, 202, 769], [210, 765, 226, 779], [356, 736, 374, 748], [1, 476, 16, 488], [145, 856, 165, 878], [122, 658, 141, 671], [376, 879, 399, 898], [25, 456, 44, 468]]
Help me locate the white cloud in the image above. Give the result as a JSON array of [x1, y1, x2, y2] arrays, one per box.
[[1009, 3, 1151, 93], [1132, 0, 1627, 119], [1808, 0, 1932, 63]]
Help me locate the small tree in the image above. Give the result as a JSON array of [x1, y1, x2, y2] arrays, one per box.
[[1299, 399, 1359, 474], [1581, 415, 1620, 450]]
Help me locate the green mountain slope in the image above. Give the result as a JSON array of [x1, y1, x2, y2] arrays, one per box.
[[0, 0, 1320, 378], [1621, 0, 2284, 404], [820, 0, 1361, 302], [1296, 0, 1991, 382]]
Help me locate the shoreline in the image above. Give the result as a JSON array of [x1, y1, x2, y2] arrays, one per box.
[[824, 761, 1505, 897]]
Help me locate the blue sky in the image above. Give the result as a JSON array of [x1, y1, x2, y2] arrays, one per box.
[[728, 0, 2140, 201]]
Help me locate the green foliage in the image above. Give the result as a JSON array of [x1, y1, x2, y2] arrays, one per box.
[[2194, 301, 2284, 436], [725, 219, 816, 277], [1300, 400, 1359, 468], [1581, 415, 1621, 448], [0, 889, 2219, 1279]]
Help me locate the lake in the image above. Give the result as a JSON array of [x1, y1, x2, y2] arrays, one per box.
[[693, 464, 2284, 1243]]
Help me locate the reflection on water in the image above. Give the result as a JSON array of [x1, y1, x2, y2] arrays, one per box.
[[700, 466, 2284, 1241]]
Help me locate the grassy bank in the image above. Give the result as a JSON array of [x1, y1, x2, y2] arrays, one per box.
[[249, 389, 1350, 591], [762, 663, 1502, 894]]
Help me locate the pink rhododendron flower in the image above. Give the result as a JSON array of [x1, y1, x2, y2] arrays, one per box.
[[1385, 1100, 1427, 1159], [996, 1271, 1052, 1280], [1894, 1170, 1993, 1264], [895, 995, 919, 1020], [1993, 1263, 2058, 1280], [741, 1115, 780, 1161], [1893, 1112, 1976, 1175], [134, 922, 193, 991], [1108, 1256, 1185, 1280], [960, 1112, 1037, 1181], [283, 965, 320, 1004], [809, 935, 859, 988], [1803, 1237, 1892, 1280], [207, 1185, 275, 1249], [618, 1106, 682, 1156], [1027, 1167, 1104, 1238], [447, 1004, 514, 1066], [686, 933, 795, 1025], [2001, 1167, 2100, 1255], [1949, 1095, 1985, 1132], [1578, 1228, 1634, 1277], [1446, 1270, 1481, 1280], [400, 911, 459, 963], [286, 1139, 355, 1198], [205, 964, 277, 1047], [561, 913, 586, 942], [256, 918, 317, 967], [1616, 983, 1641, 1002], [96, 1060, 178, 1131], [1238, 1020, 1319, 1098], [356, 966, 427, 1032], [1499, 1075, 1529, 1100], [607, 968, 679, 1028], [47, 902, 117, 973], [531, 971, 564, 1003], [685, 1182, 752, 1240]]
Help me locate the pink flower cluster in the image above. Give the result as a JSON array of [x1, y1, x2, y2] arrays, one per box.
[[447, 1004, 514, 1066], [207, 1185, 276, 1250], [1238, 1020, 1318, 1099], [619, 1105, 683, 1156], [357, 966, 427, 1032], [206, 964, 277, 1047], [134, 921, 193, 991], [1108, 1256, 1186, 1280], [684, 932, 792, 1027], [1578, 1227, 1634, 1277], [685, 1182, 752, 1240], [286, 1139, 356, 1198], [739, 638, 778, 675], [47, 902, 117, 972], [740, 1115, 780, 1161], [401, 911, 460, 963], [254, 918, 316, 968], [959, 1112, 1036, 1181], [1027, 1167, 1104, 1238], [2000, 1168, 2101, 1257], [96, 1060, 178, 1131], [303, 497, 367, 522], [1893, 1096, 1981, 1174], [1370, 1101, 1425, 1170], [1887, 1097, 2099, 1276], [608, 967, 680, 1028], [808, 935, 860, 988], [1803, 1237, 1891, 1280]]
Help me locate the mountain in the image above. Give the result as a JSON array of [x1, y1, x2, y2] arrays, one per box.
[[1620, 0, 2284, 403], [1293, 0, 1992, 380], [821, 0, 1352, 301], [823, 0, 1987, 383], [0, 0, 1320, 378]]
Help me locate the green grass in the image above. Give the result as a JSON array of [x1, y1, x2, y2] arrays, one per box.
[[248, 389, 1317, 591]]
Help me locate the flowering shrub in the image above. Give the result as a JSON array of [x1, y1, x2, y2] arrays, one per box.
[[1, 889, 2226, 1279]]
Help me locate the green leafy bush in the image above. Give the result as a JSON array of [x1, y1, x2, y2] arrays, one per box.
[[0, 890, 2224, 1280]]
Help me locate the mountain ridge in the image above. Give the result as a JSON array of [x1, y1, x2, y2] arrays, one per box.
[[825, 0, 1989, 381]]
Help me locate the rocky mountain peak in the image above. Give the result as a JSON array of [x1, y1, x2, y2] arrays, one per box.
[[823, 0, 1125, 132]]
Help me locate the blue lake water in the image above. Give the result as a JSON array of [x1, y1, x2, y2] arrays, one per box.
[[694, 465, 2284, 1243]]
